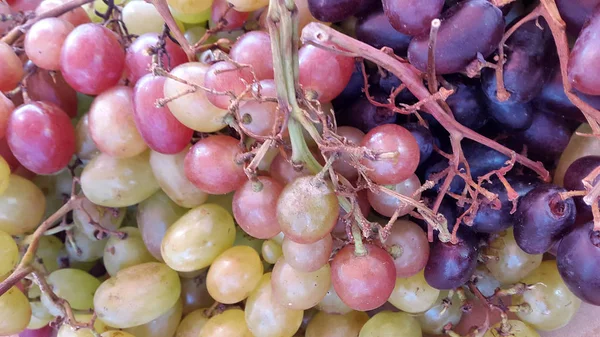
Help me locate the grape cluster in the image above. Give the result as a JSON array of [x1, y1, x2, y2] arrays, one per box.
[[1, 0, 600, 337]]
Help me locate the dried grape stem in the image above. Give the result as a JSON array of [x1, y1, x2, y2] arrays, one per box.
[[146, 0, 197, 61], [427, 19, 441, 94]]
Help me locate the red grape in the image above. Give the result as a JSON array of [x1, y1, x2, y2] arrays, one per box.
[[205, 61, 255, 109], [269, 150, 312, 185], [25, 17, 74, 71], [132, 74, 193, 154], [7, 101, 75, 175], [26, 69, 78, 118], [35, 0, 91, 27], [233, 176, 284, 239], [382, 0, 444, 36], [211, 0, 250, 30], [333, 190, 370, 238], [298, 45, 355, 103], [0, 41, 23, 92], [0, 93, 14, 140], [568, 8, 600, 96], [60, 23, 125, 95], [230, 31, 274, 80], [332, 126, 364, 181], [0, 137, 20, 170], [125, 33, 187, 85]]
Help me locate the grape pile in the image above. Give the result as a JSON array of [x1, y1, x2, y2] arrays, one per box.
[[2, 0, 600, 337]]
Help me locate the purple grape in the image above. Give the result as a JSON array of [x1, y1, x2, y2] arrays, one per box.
[[514, 184, 577, 254], [424, 231, 478, 290], [556, 0, 600, 36], [407, 0, 504, 74], [332, 62, 364, 109], [307, 0, 362, 22], [382, 0, 445, 36], [557, 221, 600, 305], [517, 111, 572, 161], [568, 8, 600, 96], [415, 192, 459, 233], [336, 91, 397, 132], [371, 69, 417, 103], [402, 122, 434, 165], [445, 81, 488, 131], [356, 11, 412, 57], [483, 97, 533, 131], [563, 156, 600, 223]]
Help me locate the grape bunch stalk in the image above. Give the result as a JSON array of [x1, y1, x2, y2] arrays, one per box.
[[1, 0, 600, 337]]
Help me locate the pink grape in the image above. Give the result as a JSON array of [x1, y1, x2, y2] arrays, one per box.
[[232, 176, 284, 239], [0, 137, 20, 170], [238, 80, 279, 137], [125, 32, 187, 85], [386, 219, 430, 278], [0, 93, 14, 140], [211, 0, 250, 30], [204, 61, 255, 109], [27, 69, 78, 118], [35, 0, 91, 27], [25, 17, 74, 71], [0, 41, 23, 92], [298, 45, 355, 103], [7, 101, 75, 174], [332, 126, 365, 181], [367, 173, 421, 217], [333, 190, 371, 238], [282, 234, 333, 272], [230, 31, 274, 80]]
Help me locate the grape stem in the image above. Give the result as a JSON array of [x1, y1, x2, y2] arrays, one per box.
[[427, 18, 441, 95], [145, 0, 197, 61]]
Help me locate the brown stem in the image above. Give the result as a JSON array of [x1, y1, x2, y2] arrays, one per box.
[[146, 0, 197, 61], [427, 19, 441, 94]]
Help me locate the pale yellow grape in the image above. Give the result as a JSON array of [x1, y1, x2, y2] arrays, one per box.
[[199, 309, 252, 337], [0, 155, 10, 194], [0, 229, 18, 276], [66, 227, 107, 262], [0, 174, 45, 235], [388, 269, 440, 313], [316, 283, 353, 315], [31, 235, 64, 273], [261, 239, 283, 264], [101, 331, 137, 337], [27, 300, 53, 329], [81, 151, 160, 207], [483, 320, 540, 337], [167, 0, 212, 23], [103, 227, 157, 276], [73, 197, 126, 241], [359, 311, 422, 337], [271, 257, 331, 310], [306, 310, 369, 337], [94, 262, 181, 328], [41, 268, 101, 316], [124, 298, 183, 337], [0, 287, 32, 335], [416, 292, 463, 334], [206, 245, 263, 304], [150, 147, 208, 208], [513, 260, 581, 331], [122, 1, 175, 35], [227, 0, 268, 12], [163, 62, 228, 132], [555, 123, 600, 185], [161, 204, 236, 272], [171, 5, 210, 24], [57, 314, 109, 337], [175, 308, 210, 337], [206, 192, 234, 214], [245, 273, 303, 337]]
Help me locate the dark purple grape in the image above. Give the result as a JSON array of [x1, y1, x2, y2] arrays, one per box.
[[481, 18, 556, 104], [356, 11, 412, 57], [568, 8, 600, 96], [382, 0, 445, 36], [563, 156, 600, 223], [332, 62, 364, 109], [471, 175, 541, 234], [407, 0, 504, 74], [307, 0, 361, 22], [556, 0, 600, 36], [413, 192, 458, 233], [514, 184, 577, 254], [371, 69, 417, 103], [424, 232, 478, 290], [517, 111, 571, 161], [336, 91, 397, 132], [557, 221, 600, 305], [402, 123, 434, 165], [483, 97, 533, 131], [445, 81, 487, 130]]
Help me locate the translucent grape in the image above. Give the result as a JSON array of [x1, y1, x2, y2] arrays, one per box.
[[388, 269, 440, 313], [367, 174, 421, 218], [232, 176, 283, 239], [35, 0, 90, 27], [262, 239, 283, 264], [282, 234, 332, 272], [206, 246, 263, 304], [180, 271, 214, 314], [230, 31, 273, 80], [306, 310, 369, 337], [25, 18, 74, 70], [73, 198, 126, 241], [271, 257, 331, 310], [40, 269, 100, 316], [483, 320, 540, 337], [298, 45, 355, 103], [75, 114, 100, 161], [161, 203, 236, 272], [0, 287, 32, 335], [103, 227, 157, 276], [0, 41, 24, 92], [0, 229, 18, 277], [125, 33, 187, 85], [0, 174, 45, 235], [124, 299, 183, 337], [175, 308, 210, 337], [416, 292, 463, 334], [316, 283, 353, 315], [94, 262, 181, 328], [359, 311, 422, 337]]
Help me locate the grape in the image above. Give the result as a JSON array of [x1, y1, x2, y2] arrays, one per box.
[[276, 176, 339, 244], [262, 239, 283, 264], [269, 151, 312, 185], [19, 325, 55, 337], [331, 243, 396, 311], [211, 0, 249, 30], [7, 101, 75, 175], [306, 0, 361, 22], [35, 0, 90, 27], [514, 184, 576, 254], [388, 269, 440, 313], [416, 292, 463, 334], [180, 270, 213, 314], [163, 62, 228, 133], [60, 23, 125, 95], [316, 283, 353, 315], [40, 269, 100, 316], [230, 31, 273, 80], [383, 0, 444, 36], [483, 320, 540, 337], [445, 80, 488, 131], [517, 112, 571, 161], [0, 156, 9, 195], [175, 308, 210, 337], [554, 123, 600, 186], [103, 227, 157, 276], [66, 227, 107, 262], [94, 262, 181, 328], [26, 69, 78, 119], [204, 61, 255, 110], [133, 74, 194, 154], [331, 126, 364, 181], [360, 124, 420, 185], [0, 3, 12, 34], [245, 273, 303, 337], [0, 174, 46, 235], [137, 191, 187, 261], [483, 98, 533, 131], [199, 309, 252, 337], [282, 234, 332, 272], [56, 314, 108, 337], [233, 176, 283, 239], [226, 0, 267, 12], [184, 135, 246, 195], [32, 236, 64, 274], [564, 156, 600, 222], [75, 114, 100, 161], [73, 198, 126, 241], [27, 300, 53, 330], [150, 146, 208, 208], [407, 0, 504, 74], [80, 151, 160, 208], [101, 332, 136, 337], [367, 174, 421, 218], [484, 228, 542, 285], [306, 310, 369, 337], [382, 220, 429, 278], [424, 232, 478, 290], [271, 258, 331, 310], [122, 1, 175, 35], [0, 41, 24, 92], [124, 299, 183, 337], [402, 123, 435, 165], [125, 33, 187, 85], [161, 203, 236, 272], [0, 92, 13, 139], [0, 287, 31, 335], [0, 229, 18, 277], [25, 18, 74, 71], [568, 9, 600, 96], [355, 11, 412, 57], [237, 80, 280, 137], [359, 311, 422, 337], [298, 45, 355, 103]]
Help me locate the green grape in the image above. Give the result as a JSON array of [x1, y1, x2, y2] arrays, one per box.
[[57, 313, 109, 337], [174, 308, 209, 337], [66, 227, 107, 262], [316, 283, 352, 315], [199, 309, 252, 337], [555, 123, 600, 185], [206, 192, 234, 214], [137, 190, 187, 262], [184, 26, 210, 45], [27, 300, 53, 329], [124, 298, 183, 337], [41, 268, 101, 316], [73, 197, 126, 241], [33, 169, 73, 220], [0, 229, 18, 276], [245, 273, 303, 337], [233, 226, 264, 255], [161, 204, 236, 272], [513, 260, 581, 331], [0, 174, 46, 235], [167, 0, 212, 23], [227, 0, 268, 12], [0, 155, 10, 194], [484, 228, 543, 285], [359, 311, 422, 337], [80, 151, 160, 208], [206, 246, 263, 304], [94, 262, 181, 328], [101, 331, 137, 337], [103, 227, 157, 276], [27, 233, 64, 273], [261, 239, 283, 264], [271, 257, 331, 310], [483, 320, 540, 337], [0, 287, 32, 335], [416, 292, 463, 334], [388, 269, 440, 313], [306, 310, 369, 337]]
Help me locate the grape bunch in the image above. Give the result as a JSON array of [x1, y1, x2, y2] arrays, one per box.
[[1, 0, 600, 337]]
